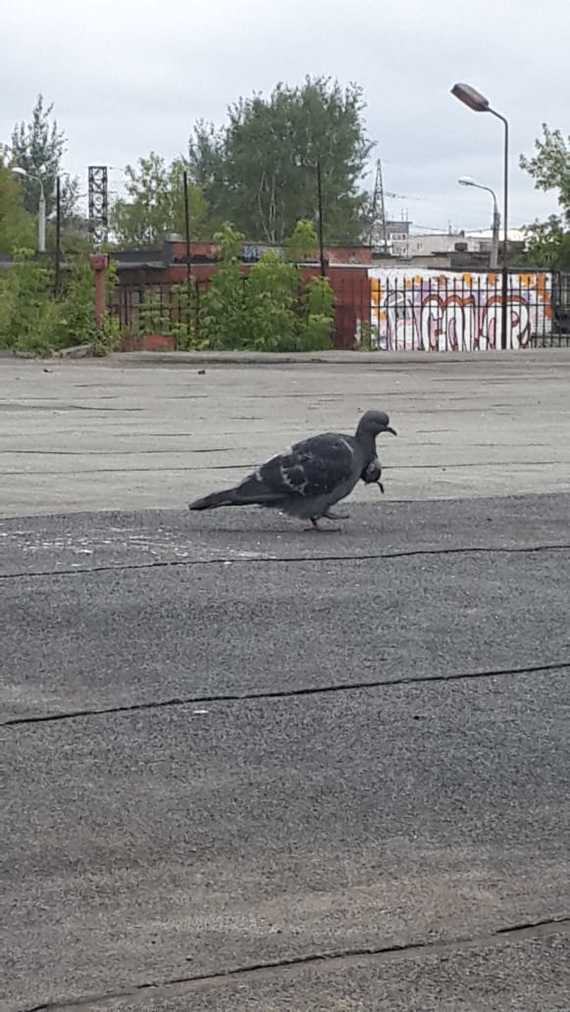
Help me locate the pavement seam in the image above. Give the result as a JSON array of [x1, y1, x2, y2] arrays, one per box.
[[2, 459, 570, 476], [1, 541, 569, 582], [18, 916, 570, 1012], [4, 659, 569, 729]]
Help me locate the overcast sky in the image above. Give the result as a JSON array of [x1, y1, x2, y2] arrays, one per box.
[[1, 0, 568, 234]]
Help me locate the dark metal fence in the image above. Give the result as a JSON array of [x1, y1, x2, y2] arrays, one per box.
[[361, 270, 565, 351], [109, 280, 209, 340], [550, 272, 570, 345], [110, 270, 570, 350]]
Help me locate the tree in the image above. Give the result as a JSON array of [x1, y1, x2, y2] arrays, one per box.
[[521, 216, 570, 270], [520, 124, 570, 269], [520, 124, 570, 224], [199, 223, 249, 348], [285, 219, 318, 262], [0, 156, 35, 253], [10, 94, 79, 220], [110, 152, 209, 246], [188, 77, 373, 243]]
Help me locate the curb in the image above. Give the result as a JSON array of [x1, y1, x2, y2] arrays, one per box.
[[109, 348, 570, 368]]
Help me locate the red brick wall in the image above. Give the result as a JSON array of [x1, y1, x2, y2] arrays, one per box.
[[166, 240, 373, 267], [115, 263, 370, 349]]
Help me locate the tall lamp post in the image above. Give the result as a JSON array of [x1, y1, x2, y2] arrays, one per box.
[[182, 169, 192, 340], [316, 159, 326, 277], [11, 166, 46, 253], [451, 83, 509, 350], [54, 176, 62, 295], [458, 176, 500, 269]]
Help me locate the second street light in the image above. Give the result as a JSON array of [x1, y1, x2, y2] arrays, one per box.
[[11, 166, 47, 254], [451, 83, 509, 349], [458, 176, 500, 269]]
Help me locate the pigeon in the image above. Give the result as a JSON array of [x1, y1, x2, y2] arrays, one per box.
[[189, 410, 397, 528]]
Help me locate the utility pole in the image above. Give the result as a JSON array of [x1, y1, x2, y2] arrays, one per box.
[[369, 159, 388, 253], [316, 159, 326, 277], [54, 176, 61, 296]]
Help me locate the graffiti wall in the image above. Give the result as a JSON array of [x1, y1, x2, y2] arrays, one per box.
[[368, 269, 553, 351]]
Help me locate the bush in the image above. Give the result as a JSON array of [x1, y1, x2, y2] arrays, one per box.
[[137, 282, 200, 350], [128, 220, 337, 353], [199, 239, 335, 352], [0, 250, 59, 354], [285, 219, 318, 263], [245, 251, 300, 350], [0, 251, 102, 355]]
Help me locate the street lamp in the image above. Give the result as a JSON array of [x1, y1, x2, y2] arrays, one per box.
[[458, 176, 500, 269], [11, 166, 47, 254], [451, 83, 509, 349]]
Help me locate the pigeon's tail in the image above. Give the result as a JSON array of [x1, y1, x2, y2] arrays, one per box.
[[189, 488, 242, 511], [190, 473, 284, 511]]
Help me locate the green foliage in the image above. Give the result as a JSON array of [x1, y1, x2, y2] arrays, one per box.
[[93, 261, 121, 356], [0, 250, 55, 353], [520, 124, 570, 225], [301, 275, 335, 350], [9, 94, 79, 220], [197, 223, 247, 349], [214, 222, 245, 261], [199, 262, 248, 350], [520, 216, 570, 270], [0, 252, 99, 355], [58, 257, 98, 343], [0, 159, 35, 253], [198, 244, 335, 352], [285, 219, 318, 262], [520, 124, 570, 269], [302, 313, 334, 348], [356, 321, 379, 351], [304, 274, 334, 317], [245, 250, 300, 350], [110, 152, 209, 246], [188, 76, 373, 242]]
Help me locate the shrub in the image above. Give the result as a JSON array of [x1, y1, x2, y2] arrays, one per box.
[[0, 251, 104, 356], [245, 251, 300, 350]]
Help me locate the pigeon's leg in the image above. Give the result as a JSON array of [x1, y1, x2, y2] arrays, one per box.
[[306, 516, 337, 533], [323, 509, 350, 520]]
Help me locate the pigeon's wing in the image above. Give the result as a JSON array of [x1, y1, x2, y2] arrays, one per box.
[[254, 433, 357, 499]]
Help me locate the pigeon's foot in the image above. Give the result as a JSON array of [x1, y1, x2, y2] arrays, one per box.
[[306, 517, 339, 533], [323, 510, 350, 520]]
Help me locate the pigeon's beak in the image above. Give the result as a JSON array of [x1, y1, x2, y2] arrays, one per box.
[[385, 426, 397, 436]]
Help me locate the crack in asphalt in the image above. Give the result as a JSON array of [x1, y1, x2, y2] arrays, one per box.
[[19, 915, 570, 1011], [1, 542, 569, 581], [2, 459, 569, 476], [0, 447, 235, 455], [4, 660, 569, 729]]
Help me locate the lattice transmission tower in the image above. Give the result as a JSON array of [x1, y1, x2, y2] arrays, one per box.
[[88, 166, 109, 246]]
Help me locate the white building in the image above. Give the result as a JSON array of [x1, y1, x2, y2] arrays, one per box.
[[390, 228, 527, 260]]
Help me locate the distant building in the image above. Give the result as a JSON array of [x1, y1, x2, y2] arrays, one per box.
[[377, 227, 526, 267], [371, 220, 411, 256]]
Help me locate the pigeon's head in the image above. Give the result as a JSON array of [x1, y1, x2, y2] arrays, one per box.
[[357, 410, 397, 438]]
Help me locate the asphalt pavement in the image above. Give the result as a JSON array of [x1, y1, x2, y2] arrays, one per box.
[[1, 353, 569, 1011], [1, 350, 569, 516]]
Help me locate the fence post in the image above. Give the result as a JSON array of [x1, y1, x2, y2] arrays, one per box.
[[89, 254, 109, 329]]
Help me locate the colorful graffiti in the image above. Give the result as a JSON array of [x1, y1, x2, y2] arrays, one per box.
[[368, 269, 552, 351]]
